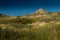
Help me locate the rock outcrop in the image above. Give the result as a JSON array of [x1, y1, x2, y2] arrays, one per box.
[[24, 9, 48, 18]]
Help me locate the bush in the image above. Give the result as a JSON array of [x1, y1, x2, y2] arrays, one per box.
[[15, 17, 35, 24]]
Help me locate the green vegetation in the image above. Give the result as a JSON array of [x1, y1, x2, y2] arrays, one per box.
[[0, 23, 60, 40], [0, 13, 60, 40], [0, 16, 36, 24], [15, 17, 36, 24]]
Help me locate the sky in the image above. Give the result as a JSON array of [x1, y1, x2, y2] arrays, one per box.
[[0, 0, 60, 16]]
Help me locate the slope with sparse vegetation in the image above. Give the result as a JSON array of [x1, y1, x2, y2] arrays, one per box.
[[0, 9, 60, 40]]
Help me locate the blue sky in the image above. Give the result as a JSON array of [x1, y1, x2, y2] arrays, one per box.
[[0, 0, 60, 16]]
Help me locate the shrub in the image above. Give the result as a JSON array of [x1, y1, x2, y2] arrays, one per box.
[[15, 17, 35, 24]]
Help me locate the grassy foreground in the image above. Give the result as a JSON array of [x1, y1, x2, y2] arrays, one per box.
[[0, 23, 60, 40]]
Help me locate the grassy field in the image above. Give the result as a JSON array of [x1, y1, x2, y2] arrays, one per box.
[[0, 13, 60, 40]]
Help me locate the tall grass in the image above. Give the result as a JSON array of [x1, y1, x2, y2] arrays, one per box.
[[0, 13, 60, 40], [0, 23, 60, 40]]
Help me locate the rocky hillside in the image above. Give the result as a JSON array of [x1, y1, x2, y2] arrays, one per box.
[[22, 9, 58, 18], [22, 9, 48, 18]]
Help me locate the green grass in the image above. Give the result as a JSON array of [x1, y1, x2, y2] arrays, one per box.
[[0, 13, 60, 40], [0, 23, 60, 40]]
